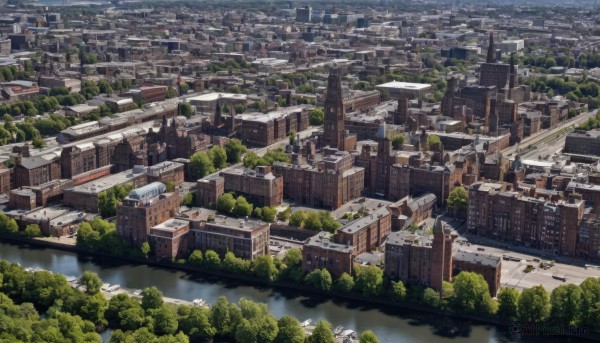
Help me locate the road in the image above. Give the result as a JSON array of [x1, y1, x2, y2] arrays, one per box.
[[436, 216, 600, 293], [501, 109, 597, 157]]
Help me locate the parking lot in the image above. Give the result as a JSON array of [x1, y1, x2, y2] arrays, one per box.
[[454, 237, 600, 292]]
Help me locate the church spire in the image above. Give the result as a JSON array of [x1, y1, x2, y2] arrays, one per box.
[[486, 32, 496, 64]]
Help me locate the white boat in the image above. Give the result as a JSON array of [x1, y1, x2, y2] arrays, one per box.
[[193, 299, 206, 307], [132, 289, 142, 296], [333, 325, 344, 336], [300, 319, 312, 327], [341, 329, 357, 338], [100, 283, 111, 291], [107, 284, 121, 292]]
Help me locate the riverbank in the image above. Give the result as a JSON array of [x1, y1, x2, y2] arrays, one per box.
[[2, 233, 598, 342]]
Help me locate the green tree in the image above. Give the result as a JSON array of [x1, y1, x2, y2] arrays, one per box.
[[303, 211, 322, 230], [519, 285, 551, 323], [141, 286, 164, 311], [309, 320, 335, 343], [447, 186, 468, 212], [289, 210, 305, 227], [179, 306, 216, 341], [580, 277, 600, 330], [209, 146, 228, 169], [390, 280, 407, 302], [216, 193, 236, 214], [223, 251, 250, 273], [427, 134, 441, 149], [359, 330, 379, 343], [211, 296, 232, 336], [22, 224, 42, 237], [550, 284, 582, 325], [288, 130, 297, 145], [305, 268, 332, 291], [319, 211, 341, 233], [354, 266, 383, 296], [154, 304, 178, 335], [224, 138, 247, 164], [232, 196, 253, 218], [179, 103, 193, 118], [252, 255, 278, 282], [119, 306, 145, 331], [274, 316, 304, 343], [423, 287, 441, 308], [451, 271, 495, 315], [32, 136, 45, 149], [497, 288, 519, 321], [277, 207, 292, 221], [167, 86, 178, 98], [335, 272, 355, 293], [188, 250, 203, 266], [234, 104, 246, 114], [79, 271, 102, 295], [259, 206, 277, 223], [235, 318, 257, 343], [308, 108, 324, 126], [391, 135, 405, 149], [141, 241, 151, 259], [203, 250, 221, 269], [179, 83, 190, 94], [189, 151, 215, 179]]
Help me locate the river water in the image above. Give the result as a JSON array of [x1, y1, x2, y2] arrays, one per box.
[[0, 240, 585, 343]]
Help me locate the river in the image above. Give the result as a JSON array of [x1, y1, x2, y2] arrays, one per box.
[[0, 240, 585, 343]]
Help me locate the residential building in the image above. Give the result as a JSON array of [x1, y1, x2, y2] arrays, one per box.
[[188, 216, 270, 260], [453, 251, 502, 296], [116, 182, 179, 248], [220, 166, 283, 207]]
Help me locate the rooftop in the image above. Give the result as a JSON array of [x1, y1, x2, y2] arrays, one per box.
[[187, 92, 247, 102], [305, 232, 355, 253], [385, 230, 433, 247], [151, 218, 189, 232], [205, 215, 268, 232], [376, 81, 432, 91], [66, 168, 146, 195], [454, 251, 501, 268], [339, 206, 389, 235]]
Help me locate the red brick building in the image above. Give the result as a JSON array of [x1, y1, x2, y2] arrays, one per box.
[[116, 182, 179, 248], [273, 160, 364, 210], [453, 251, 502, 296], [468, 182, 585, 257], [321, 67, 357, 152], [302, 233, 355, 277], [196, 175, 225, 208], [384, 216, 456, 292], [334, 206, 392, 255], [238, 106, 309, 147], [188, 217, 270, 260], [302, 206, 392, 278], [148, 218, 189, 260], [220, 166, 283, 207]]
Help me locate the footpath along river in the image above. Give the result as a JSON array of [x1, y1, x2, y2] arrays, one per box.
[[0, 240, 585, 343]]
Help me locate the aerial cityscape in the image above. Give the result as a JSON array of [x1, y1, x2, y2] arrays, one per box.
[[1, 0, 600, 342]]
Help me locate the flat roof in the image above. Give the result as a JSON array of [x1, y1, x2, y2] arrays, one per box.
[[339, 206, 389, 234], [151, 218, 188, 232], [376, 81, 432, 91], [454, 251, 501, 268], [66, 169, 145, 195], [305, 232, 354, 253], [385, 230, 432, 247], [205, 215, 267, 232], [187, 92, 247, 102]]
